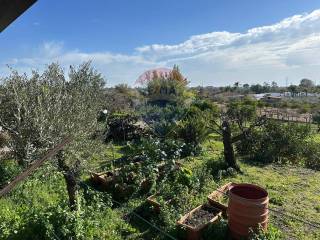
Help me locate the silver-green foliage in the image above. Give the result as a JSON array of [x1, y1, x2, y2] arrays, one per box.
[[0, 62, 105, 165]]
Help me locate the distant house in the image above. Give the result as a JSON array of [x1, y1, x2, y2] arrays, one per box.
[[261, 95, 282, 104]]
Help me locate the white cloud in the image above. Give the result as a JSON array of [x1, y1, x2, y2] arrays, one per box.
[[3, 9, 320, 86]]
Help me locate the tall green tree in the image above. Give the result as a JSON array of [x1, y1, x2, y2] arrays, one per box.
[[299, 78, 314, 96], [208, 97, 266, 170], [0, 62, 105, 210], [147, 65, 188, 105], [288, 85, 298, 97]]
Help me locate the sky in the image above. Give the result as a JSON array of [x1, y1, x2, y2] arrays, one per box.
[[1, 0, 320, 86]]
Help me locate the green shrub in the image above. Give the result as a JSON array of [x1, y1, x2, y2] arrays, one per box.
[[312, 111, 320, 132], [203, 219, 228, 240], [303, 142, 320, 170], [0, 190, 136, 240], [125, 136, 182, 160], [176, 167, 194, 187], [249, 225, 283, 240], [237, 121, 311, 164], [177, 115, 209, 156], [205, 156, 229, 177], [105, 112, 149, 142], [147, 66, 188, 105], [0, 160, 22, 187]]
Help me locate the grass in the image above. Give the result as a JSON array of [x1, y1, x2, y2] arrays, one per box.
[[230, 163, 320, 239]]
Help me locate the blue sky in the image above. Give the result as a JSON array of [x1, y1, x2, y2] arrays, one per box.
[[1, 0, 320, 86]]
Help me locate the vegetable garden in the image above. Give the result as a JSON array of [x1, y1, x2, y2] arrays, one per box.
[[0, 64, 320, 239]]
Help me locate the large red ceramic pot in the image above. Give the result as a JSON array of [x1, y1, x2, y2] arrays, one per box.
[[227, 183, 269, 239]]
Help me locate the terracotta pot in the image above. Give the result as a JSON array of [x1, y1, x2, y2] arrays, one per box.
[[207, 182, 235, 218], [177, 204, 222, 240], [227, 183, 269, 240]]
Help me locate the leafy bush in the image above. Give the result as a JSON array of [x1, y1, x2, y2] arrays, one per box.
[[105, 112, 149, 142], [0, 201, 137, 240], [237, 121, 311, 164], [147, 65, 188, 105], [303, 141, 320, 170], [138, 101, 213, 157], [202, 219, 228, 240], [105, 84, 143, 113], [0, 179, 136, 240], [0, 160, 22, 187], [177, 115, 209, 156], [312, 111, 320, 132], [249, 225, 283, 240], [124, 137, 190, 164], [191, 99, 219, 113], [176, 167, 194, 187], [205, 155, 229, 177], [140, 104, 186, 138]]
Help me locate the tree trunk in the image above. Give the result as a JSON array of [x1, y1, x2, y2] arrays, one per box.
[[222, 120, 239, 170], [16, 150, 26, 166], [57, 150, 78, 211], [13, 136, 27, 166], [63, 173, 78, 211]]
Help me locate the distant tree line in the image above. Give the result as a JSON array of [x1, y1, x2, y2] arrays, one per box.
[[193, 78, 320, 97]]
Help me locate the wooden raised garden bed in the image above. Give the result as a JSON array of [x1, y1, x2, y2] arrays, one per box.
[[91, 171, 109, 184], [90, 171, 117, 190], [177, 203, 222, 240], [207, 182, 236, 217]]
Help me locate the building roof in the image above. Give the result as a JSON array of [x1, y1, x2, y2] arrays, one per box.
[[0, 0, 37, 32]]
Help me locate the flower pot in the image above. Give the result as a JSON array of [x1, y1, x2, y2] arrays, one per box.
[[207, 182, 235, 218], [227, 183, 269, 240], [177, 203, 222, 240]]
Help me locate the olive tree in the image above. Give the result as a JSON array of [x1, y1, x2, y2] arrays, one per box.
[[208, 97, 266, 171], [0, 62, 105, 210]]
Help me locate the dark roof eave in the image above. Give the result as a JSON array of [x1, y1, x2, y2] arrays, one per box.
[[0, 0, 37, 33]]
